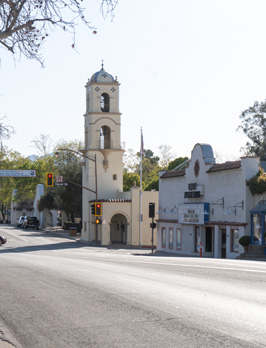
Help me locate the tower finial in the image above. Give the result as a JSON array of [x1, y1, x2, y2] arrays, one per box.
[[101, 59, 104, 70]]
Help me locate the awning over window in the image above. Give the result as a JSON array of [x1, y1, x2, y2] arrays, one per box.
[[250, 200, 266, 214]]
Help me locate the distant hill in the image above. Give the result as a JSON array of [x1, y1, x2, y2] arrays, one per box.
[[27, 153, 54, 161], [27, 154, 38, 161]]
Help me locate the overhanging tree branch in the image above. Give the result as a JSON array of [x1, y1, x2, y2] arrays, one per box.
[[0, 0, 118, 65]]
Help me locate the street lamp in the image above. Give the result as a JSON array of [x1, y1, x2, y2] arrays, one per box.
[[54, 148, 97, 199]]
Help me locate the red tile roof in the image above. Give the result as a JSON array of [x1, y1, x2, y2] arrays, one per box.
[[206, 160, 241, 173], [160, 161, 242, 179], [160, 169, 186, 178]]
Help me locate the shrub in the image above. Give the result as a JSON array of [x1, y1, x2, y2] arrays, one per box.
[[239, 235, 251, 246]]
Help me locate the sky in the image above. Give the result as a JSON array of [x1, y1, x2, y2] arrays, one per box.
[[1, 0, 266, 162]]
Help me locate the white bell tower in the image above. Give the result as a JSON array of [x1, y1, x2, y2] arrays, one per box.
[[82, 64, 124, 239]]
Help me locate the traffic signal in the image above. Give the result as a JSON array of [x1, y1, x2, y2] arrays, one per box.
[[149, 203, 155, 218], [91, 203, 96, 215], [95, 218, 101, 224], [46, 173, 54, 187], [95, 202, 102, 216], [150, 222, 157, 229]]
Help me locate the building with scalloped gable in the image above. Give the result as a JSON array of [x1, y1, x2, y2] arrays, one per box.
[[157, 143, 265, 259]]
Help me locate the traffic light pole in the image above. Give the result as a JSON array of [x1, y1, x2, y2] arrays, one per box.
[[151, 217, 154, 253], [66, 179, 97, 194], [149, 203, 156, 253], [96, 224, 98, 244], [55, 148, 97, 199]]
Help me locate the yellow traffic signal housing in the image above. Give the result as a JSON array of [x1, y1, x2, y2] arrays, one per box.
[[95, 202, 102, 216], [46, 172, 54, 187]]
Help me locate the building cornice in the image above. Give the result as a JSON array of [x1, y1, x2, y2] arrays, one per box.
[[206, 221, 247, 226]]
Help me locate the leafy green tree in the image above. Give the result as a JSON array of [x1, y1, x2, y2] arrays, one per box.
[[167, 157, 189, 171], [246, 167, 266, 195], [14, 155, 55, 202], [142, 149, 160, 165], [123, 172, 140, 191], [144, 177, 159, 191], [237, 100, 266, 159], [0, 145, 55, 217], [38, 192, 56, 211], [123, 147, 186, 191], [51, 140, 83, 221], [0, 150, 30, 220]]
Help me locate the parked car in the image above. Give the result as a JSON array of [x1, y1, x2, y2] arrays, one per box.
[[22, 216, 40, 230], [16, 216, 26, 227]]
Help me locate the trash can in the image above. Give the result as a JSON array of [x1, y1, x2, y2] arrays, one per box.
[[69, 227, 77, 236]]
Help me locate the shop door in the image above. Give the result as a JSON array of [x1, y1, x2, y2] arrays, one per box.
[[205, 227, 213, 252], [221, 229, 226, 258]]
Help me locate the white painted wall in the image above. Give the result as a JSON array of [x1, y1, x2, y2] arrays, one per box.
[[157, 143, 261, 259]]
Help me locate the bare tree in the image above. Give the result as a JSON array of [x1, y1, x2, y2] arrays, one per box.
[[123, 148, 139, 173], [31, 133, 52, 156], [0, 116, 14, 151], [158, 144, 175, 169], [0, 0, 118, 65]]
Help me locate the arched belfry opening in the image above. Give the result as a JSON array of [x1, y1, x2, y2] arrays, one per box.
[[100, 93, 110, 112], [100, 126, 111, 149], [110, 214, 128, 244]]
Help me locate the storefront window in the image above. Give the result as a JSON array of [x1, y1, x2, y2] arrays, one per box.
[[195, 226, 200, 252], [231, 229, 239, 252], [161, 227, 166, 248], [253, 214, 262, 244], [169, 228, 173, 249], [176, 229, 181, 249]]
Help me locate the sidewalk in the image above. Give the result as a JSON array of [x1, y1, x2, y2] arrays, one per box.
[[42, 226, 158, 253], [42, 226, 143, 247], [42, 226, 81, 241], [0, 332, 15, 348]]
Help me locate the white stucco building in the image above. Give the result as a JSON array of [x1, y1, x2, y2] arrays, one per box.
[[157, 143, 263, 259], [11, 184, 57, 228], [81, 65, 158, 247]]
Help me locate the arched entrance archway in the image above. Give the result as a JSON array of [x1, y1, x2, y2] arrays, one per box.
[[110, 214, 127, 244]]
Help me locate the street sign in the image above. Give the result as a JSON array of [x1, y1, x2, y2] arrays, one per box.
[[54, 182, 68, 186], [0, 170, 36, 177], [56, 176, 63, 183]]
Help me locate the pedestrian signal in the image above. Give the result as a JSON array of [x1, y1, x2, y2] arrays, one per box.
[[46, 173, 54, 187], [95, 218, 101, 224], [149, 202, 155, 218]]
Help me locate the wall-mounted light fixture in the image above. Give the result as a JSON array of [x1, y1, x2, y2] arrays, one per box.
[[171, 205, 178, 214], [211, 197, 224, 215], [224, 201, 244, 215], [164, 207, 171, 214], [232, 200, 244, 211], [211, 197, 224, 208]]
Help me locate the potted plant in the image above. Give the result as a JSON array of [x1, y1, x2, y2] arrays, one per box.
[[239, 235, 251, 252]]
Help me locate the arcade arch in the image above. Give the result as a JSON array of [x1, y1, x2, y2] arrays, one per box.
[[110, 213, 128, 244]]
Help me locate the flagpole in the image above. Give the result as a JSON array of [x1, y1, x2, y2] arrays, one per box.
[[140, 127, 143, 246]]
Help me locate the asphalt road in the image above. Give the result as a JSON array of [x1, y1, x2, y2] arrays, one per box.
[[0, 225, 266, 348]]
